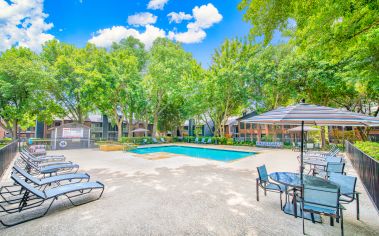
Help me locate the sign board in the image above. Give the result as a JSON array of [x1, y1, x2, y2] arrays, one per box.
[[62, 128, 84, 138]]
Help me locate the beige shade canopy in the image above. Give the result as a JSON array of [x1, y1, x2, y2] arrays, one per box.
[[288, 126, 319, 132], [131, 128, 149, 133]]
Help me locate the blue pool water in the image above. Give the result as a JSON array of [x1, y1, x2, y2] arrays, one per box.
[[129, 145, 255, 161]]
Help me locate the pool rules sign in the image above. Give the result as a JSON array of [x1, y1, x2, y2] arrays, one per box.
[[62, 128, 84, 138]]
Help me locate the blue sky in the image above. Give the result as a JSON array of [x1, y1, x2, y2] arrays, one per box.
[[0, 0, 285, 67]]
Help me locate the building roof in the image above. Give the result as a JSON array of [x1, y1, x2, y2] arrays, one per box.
[[225, 116, 239, 126], [237, 111, 258, 122], [48, 122, 91, 131]]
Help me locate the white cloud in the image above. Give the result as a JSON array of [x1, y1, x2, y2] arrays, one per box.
[[89, 25, 165, 49], [188, 3, 223, 30], [169, 3, 222, 44], [147, 0, 168, 10], [0, 0, 54, 52], [89, 3, 222, 47], [167, 12, 192, 24], [127, 12, 157, 27], [168, 29, 206, 44]]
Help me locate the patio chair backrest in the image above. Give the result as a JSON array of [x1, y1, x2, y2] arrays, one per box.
[[329, 144, 337, 152], [303, 185, 339, 211], [11, 173, 46, 199], [329, 173, 357, 199], [207, 138, 212, 143], [152, 138, 158, 142], [12, 166, 40, 184], [161, 138, 165, 142], [201, 138, 205, 142], [330, 148, 340, 156], [326, 156, 342, 163], [257, 165, 269, 182], [19, 153, 39, 169], [195, 137, 199, 142], [326, 162, 345, 174]]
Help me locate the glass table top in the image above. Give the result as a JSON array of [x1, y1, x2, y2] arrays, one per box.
[[269, 172, 339, 189]]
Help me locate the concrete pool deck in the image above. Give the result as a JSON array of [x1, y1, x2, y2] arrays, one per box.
[[1, 144, 378, 235]]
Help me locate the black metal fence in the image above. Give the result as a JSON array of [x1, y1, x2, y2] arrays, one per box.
[[345, 140, 379, 212], [0, 140, 18, 178]]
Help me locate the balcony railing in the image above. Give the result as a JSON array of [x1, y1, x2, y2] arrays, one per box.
[[91, 127, 103, 133]]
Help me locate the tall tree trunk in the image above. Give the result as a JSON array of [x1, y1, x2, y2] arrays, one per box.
[[321, 126, 326, 148], [273, 125, 277, 141], [117, 120, 123, 142], [152, 113, 158, 137], [128, 114, 133, 137], [12, 119, 18, 140]]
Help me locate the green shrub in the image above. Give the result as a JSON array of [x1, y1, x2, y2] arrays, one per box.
[[121, 137, 151, 144], [354, 141, 379, 160]]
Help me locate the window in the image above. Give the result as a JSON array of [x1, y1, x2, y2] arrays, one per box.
[[240, 122, 245, 129], [246, 123, 251, 129]]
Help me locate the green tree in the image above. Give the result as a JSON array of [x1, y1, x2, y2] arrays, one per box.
[[204, 39, 250, 137], [0, 47, 56, 139], [144, 38, 197, 137], [42, 40, 101, 123], [238, 0, 379, 114], [111, 37, 148, 137]]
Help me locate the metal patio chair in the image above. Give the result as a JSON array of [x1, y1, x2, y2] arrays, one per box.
[[152, 138, 160, 144], [21, 149, 66, 163], [17, 153, 79, 177], [0, 173, 104, 227], [22, 148, 66, 162], [256, 165, 285, 209], [194, 137, 199, 143], [329, 173, 360, 220], [315, 162, 345, 179], [301, 184, 344, 236], [0, 166, 91, 204]]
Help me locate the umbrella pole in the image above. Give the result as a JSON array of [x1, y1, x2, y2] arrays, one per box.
[[300, 121, 304, 181], [300, 120, 305, 234]]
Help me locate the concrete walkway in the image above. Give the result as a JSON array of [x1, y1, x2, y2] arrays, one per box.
[[1, 145, 378, 235]]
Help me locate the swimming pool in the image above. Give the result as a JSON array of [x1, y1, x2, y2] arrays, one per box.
[[129, 145, 255, 161]]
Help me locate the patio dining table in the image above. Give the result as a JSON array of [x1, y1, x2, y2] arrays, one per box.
[[269, 172, 337, 222]]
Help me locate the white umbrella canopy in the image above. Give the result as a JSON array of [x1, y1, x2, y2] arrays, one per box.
[[288, 126, 319, 132]]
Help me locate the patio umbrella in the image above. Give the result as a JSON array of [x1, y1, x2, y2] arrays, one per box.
[[131, 128, 150, 137], [131, 128, 149, 133], [288, 126, 319, 143], [288, 126, 319, 132], [243, 101, 379, 188]]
